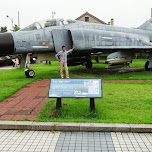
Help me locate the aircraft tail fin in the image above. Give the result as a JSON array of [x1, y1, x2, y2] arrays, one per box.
[[138, 18, 152, 31]]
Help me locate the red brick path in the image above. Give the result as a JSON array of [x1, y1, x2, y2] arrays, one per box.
[[0, 79, 50, 120]]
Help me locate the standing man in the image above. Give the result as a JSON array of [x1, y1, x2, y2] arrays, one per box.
[[55, 46, 75, 78]]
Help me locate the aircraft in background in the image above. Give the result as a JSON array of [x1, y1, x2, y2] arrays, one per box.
[[0, 17, 152, 78]]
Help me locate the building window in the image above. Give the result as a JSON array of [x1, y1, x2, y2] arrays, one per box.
[[85, 17, 89, 22]]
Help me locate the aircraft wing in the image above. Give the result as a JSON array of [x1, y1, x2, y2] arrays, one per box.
[[93, 46, 152, 51]]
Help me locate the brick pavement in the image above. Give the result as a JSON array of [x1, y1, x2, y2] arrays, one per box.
[[0, 79, 50, 121]]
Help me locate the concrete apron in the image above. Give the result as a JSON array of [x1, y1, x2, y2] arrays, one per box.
[[0, 121, 152, 133]]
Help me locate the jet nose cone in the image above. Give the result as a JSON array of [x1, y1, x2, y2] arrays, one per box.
[[0, 33, 14, 56]]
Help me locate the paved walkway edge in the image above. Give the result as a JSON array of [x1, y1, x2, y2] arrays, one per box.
[[0, 121, 152, 132]]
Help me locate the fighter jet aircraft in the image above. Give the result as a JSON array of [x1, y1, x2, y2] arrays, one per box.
[[0, 17, 152, 78]]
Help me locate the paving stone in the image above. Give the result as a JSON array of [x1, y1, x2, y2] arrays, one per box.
[[111, 132, 152, 152], [0, 130, 152, 152], [0, 130, 60, 152]]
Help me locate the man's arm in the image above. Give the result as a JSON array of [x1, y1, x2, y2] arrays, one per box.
[[67, 46, 75, 55], [55, 52, 61, 61], [66, 49, 73, 55]]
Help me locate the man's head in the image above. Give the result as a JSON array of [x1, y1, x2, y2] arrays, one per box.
[[62, 46, 66, 52]]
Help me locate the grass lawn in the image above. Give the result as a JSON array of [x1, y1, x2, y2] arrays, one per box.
[[0, 59, 151, 102], [38, 82, 152, 124], [0, 59, 152, 124]]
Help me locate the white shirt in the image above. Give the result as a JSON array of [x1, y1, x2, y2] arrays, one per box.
[[55, 49, 74, 63]]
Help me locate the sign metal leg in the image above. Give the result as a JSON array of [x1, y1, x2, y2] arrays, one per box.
[[56, 98, 62, 109], [90, 98, 95, 112]]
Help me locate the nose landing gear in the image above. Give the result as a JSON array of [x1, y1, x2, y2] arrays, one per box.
[[24, 53, 35, 78], [25, 69, 35, 78]]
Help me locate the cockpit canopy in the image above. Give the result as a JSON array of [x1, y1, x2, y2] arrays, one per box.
[[21, 18, 78, 31]]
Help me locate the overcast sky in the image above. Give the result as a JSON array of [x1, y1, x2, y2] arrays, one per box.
[[0, 0, 151, 31]]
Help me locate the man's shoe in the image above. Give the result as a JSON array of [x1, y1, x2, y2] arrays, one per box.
[[67, 77, 70, 79], [61, 77, 64, 79]]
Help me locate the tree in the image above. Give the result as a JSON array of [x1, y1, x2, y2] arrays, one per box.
[[14, 25, 20, 31], [0, 26, 7, 33]]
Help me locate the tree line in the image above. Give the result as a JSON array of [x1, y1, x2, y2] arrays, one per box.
[[0, 25, 20, 33]]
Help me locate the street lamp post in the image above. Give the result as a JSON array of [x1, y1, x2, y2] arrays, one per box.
[[52, 11, 56, 18], [6, 15, 14, 31]]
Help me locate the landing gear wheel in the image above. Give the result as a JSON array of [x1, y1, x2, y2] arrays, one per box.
[[25, 70, 35, 78], [145, 61, 151, 71], [86, 61, 92, 69]]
